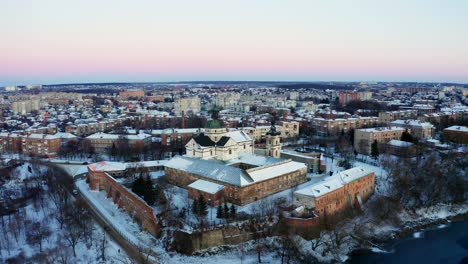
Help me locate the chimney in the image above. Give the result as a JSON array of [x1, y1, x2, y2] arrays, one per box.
[[181, 110, 185, 128]]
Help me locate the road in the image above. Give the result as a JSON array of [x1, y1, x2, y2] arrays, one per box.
[[44, 162, 158, 264]]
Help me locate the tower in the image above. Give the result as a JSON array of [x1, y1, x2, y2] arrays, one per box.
[[205, 105, 226, 143], [266, 119, 281, 158]]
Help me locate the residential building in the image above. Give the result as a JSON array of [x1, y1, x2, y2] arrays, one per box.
[[354, 127, 406, 154], [390, 119, 435, 140], [85, 132, 152, 152], [339, 91, 360, 106], [443, 126, 468, 144], [174, 96, 201, 116], [293, 166, 375, 217], [312, 117, 380, 136]]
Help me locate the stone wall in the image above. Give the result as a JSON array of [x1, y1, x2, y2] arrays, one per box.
[[88, 169, 161, 237], [172, 227, 256, 254]]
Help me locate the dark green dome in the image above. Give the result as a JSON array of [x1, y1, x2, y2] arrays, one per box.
[[206, 119, 225, 129]]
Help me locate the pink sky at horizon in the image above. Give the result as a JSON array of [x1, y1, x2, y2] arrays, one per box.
[[1, 0, 467, 85]]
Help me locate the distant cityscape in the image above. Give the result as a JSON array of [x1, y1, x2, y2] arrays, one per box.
[[0, 81, 467, 263]]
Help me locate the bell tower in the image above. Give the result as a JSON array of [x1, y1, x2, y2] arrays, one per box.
[[205, 105, 227, 142], [266, 118, 281, 158]]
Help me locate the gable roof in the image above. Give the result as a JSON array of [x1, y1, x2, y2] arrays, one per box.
[[225, 130, 252, 143], [165, 155, 306, 187], [294, 166, 373, 198], [216, 136, 231, 146], [192, 133, 215, 147], [165, 156, 253, 186]]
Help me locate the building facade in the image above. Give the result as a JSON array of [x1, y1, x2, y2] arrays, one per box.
[[443, 126, 468, 144], [354, 127, 406, 154], [294, 166, 375, 217]]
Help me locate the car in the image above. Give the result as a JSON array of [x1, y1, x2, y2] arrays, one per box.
[[103, 226, 111, 231], [72, 189, 78, 195]]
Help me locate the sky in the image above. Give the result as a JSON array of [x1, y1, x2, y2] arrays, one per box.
[[1, 0, 467, 86]]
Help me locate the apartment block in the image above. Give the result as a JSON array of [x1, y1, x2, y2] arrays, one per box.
[[354, 127, 406, 154]]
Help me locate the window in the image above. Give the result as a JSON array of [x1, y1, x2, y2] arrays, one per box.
[[193, 150, 195, 155], [229, 149, 232, 155]]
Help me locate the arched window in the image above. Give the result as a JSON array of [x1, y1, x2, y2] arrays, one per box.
[[229, 149, 232, 155]]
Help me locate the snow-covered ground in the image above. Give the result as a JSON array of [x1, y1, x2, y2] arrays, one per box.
[[0, 163, 132, 263], [76, 180, 157, 248]]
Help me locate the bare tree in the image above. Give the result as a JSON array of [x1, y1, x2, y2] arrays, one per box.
[[26, 221, 51, 252]]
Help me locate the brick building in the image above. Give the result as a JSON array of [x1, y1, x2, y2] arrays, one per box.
[[85, 132, 151, 152], [0, 132, 76, 157], [0, 133, 22, 154], [293, 166, 375, 217], [354, 127, 406, 154], [312, 117, 381, 136], [338, 91, 360, 106], [165, 155, 307, 205], [443, 126, 468, 144], [119, 90, 145, 99]]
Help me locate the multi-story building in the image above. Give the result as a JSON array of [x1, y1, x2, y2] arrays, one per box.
[[378, 110, 418, 124], [12, 100, 40, 115], [279, 121, 300, 139], [119, 90, 145, 99], [390, 119, 435, 140], [354, 127, 406, 154], [294, 166, 375, 217], [0, 133, 22, 154], [312, 117, 381, 136], [358, 91, 373, 101], [443, 126, 468, 144], [215, 93, 241, 109], [339, 91, 360, 106], [21, 132, 77, 157], [151, 128, 201, 149], [174, 96, 201, 116], [85, 132, 152, 152]]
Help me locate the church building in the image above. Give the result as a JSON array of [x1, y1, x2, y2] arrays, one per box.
[[165, 110, 307, 205]]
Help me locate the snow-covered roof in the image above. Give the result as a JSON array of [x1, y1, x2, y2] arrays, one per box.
[[338, 166, 372, 184], [444, 126, 468, 132], [126, 160, 167, 168], [295, 176, 343, 197], [165, 155, 306, 187], [225, 130, 252, 143], [88, 161, 127, 172], [86, 132, 151, 140], [295, 166, 373, 198], [387, 139, 413, 147], [246, 160, 306, 182], [188, 179, 225, 194], [227, 153, 281, 167], [390, 119, 434, 128], [358, 126, 405, 133], [165, 156, 253, 186]]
